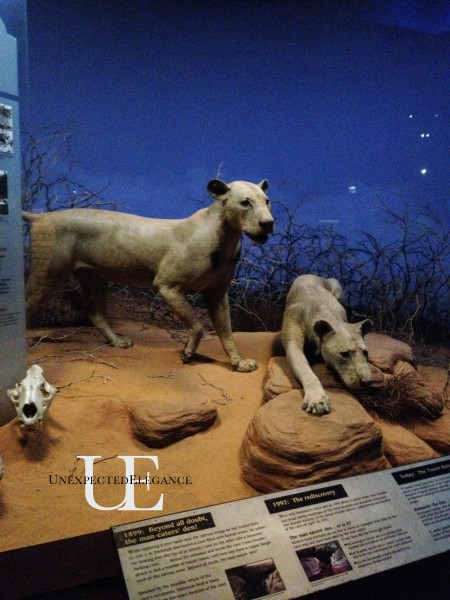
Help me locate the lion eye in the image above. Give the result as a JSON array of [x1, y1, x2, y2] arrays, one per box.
[[240, 199, 251, 208], [340, 351, 351, 359]]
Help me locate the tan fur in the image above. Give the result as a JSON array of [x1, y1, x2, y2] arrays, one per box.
[[281, 274, 373, 415], [23, 179, 274, 372]]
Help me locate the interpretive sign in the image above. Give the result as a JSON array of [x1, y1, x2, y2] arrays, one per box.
[[114, 457, 450, 599], [0, 18, 27, 424]]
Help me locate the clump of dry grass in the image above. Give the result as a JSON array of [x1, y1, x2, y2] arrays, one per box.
[[356, 371, 445, 423]]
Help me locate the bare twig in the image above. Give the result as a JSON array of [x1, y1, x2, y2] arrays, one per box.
[[28, 328, 90, 349], [32, 345, 118, 369], [58, 369, 114, 389], [147, 372, 175, 379], [198, 373, 231, 405]]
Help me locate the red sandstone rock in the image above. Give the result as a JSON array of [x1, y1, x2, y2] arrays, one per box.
[[374, 418, 441, 466], [242, 390, 389, 493], [365, 333, 415, 371], [130, 397, 217, 448]]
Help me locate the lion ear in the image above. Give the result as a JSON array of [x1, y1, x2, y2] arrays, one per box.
[[207, 179, 230, 198], [314, 320, 335, 339], [355, 319, 373, 337], [258, 179, 269, 192]]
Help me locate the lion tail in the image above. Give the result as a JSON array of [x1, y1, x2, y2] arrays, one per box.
[[22, 210, 44, 222]]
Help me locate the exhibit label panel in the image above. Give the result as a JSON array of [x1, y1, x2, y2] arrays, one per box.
[[0, 17, 27, 424], [114, 457, 450, 600]]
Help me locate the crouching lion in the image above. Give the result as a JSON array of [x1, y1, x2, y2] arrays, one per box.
[[281, 274, 373, 415]]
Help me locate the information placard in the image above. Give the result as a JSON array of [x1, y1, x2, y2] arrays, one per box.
[[0, 17, 27, 424], [113, 457, 450, 600]]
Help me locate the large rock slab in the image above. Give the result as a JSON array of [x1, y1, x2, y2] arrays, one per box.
[[242, 390, 389, 493], [264, 357, 341, 401], [365, 333, 415, 371], [406, 409, 450, 455], [260, 336, 448, 474], [374, 419, 442, 466], [418, 365, 450, 396], [129, 397, 217, 448]]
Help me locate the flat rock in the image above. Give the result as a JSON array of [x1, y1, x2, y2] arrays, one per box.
[[260, 336, 449, 478], [418, 365, 450, 396], [130, 397, 217, 448], [365, 333, 415, 371], [264, 357, 339, 401], [406, 409, 450, 455], [374, 418, 441, 466], [242, 390, 389, 493]]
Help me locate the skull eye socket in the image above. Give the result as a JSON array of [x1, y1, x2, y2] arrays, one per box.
[[340, 351, 351, 359], [363, 349, 369, 359], [240, 199, 251, 208], [40, 383, 52, 399]]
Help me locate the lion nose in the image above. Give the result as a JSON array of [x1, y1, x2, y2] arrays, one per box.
[[359, 377, 373, 388], [259, 219, 274, 234]]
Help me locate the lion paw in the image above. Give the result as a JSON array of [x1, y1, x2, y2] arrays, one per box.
[[181, 350, 192, 364], [111, 337, 134, 349], [233, 358, 257, 373], [302, 390, 331, 416]]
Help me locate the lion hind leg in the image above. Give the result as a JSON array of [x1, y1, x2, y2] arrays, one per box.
[[75, 269, 133, 348], [25, 270, 62, 324]]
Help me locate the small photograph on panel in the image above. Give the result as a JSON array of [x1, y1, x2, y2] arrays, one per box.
[[297, 540, 352, 582], [0, 104, 13, 154], [226, 557, 286, 599], [0, 170, 8, 214]]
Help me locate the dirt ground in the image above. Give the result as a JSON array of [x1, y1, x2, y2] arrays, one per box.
[[0, 320, 279, 552]]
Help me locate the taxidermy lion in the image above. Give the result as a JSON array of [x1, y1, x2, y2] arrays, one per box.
[[23, 179, 274, 372], [281, 274, 373, 415]]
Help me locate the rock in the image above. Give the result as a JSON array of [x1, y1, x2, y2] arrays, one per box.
[[264, 357, 339, 401], [417, 365, 450, 396], [129, 398, 217, 448], [365, 333, 415, 371], [242, 390, 389, 493], [406, 409, 450, 455], [374, 418, 441, 466], [252, 334, 448, 492]]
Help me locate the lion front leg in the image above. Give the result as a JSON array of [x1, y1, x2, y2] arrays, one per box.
[[283, 334, 331, 416], [203, 290, 257, 372], [157, 285, 204, 363]]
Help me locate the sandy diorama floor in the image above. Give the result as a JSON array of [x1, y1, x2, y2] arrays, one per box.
[[0, 320, 280, 552]]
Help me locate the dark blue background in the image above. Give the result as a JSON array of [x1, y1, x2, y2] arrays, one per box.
[[21, 0, 450, 234]]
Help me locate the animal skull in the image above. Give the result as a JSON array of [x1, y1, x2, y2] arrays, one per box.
[[7, 364, 58, 429]]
